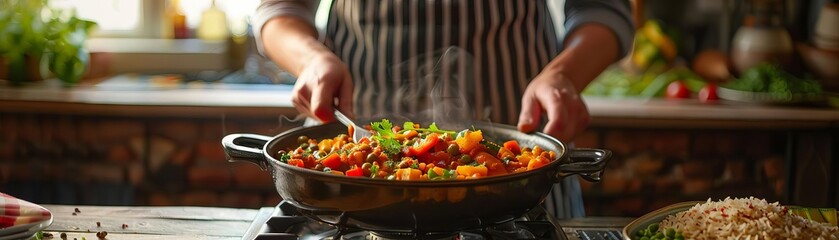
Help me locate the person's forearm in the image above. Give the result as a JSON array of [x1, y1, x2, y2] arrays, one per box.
[[261, 16, 333, 76], [542, 23, 619, 92]]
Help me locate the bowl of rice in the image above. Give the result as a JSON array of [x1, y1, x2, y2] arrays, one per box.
[[622, 197, 839, 240]]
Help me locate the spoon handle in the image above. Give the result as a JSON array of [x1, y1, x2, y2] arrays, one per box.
[[334, 109, 357, 128]]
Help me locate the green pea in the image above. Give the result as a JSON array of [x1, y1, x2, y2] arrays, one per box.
[[654, 232, 664, 239], [648, 223, 659, 233], [459, 155, 473, 164], [446, 143, 460, 156], [666, 228, 675, 238], [297, 135, 309, 144], [366, 153, 379, 163]]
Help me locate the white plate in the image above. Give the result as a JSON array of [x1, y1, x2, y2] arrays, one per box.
[[0, 212, 53, 240]]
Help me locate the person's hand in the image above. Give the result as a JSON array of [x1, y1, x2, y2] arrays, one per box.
[[517, 72, 590, 142], [291, 53, 354, 122]]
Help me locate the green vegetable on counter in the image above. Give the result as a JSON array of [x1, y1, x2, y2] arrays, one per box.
[[724, 64, 822, 100], [636, 224, 684, 240]]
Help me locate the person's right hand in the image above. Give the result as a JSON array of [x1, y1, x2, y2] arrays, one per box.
[[291, 53, 354, 123]]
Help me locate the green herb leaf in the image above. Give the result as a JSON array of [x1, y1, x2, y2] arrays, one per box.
[[481, 139, 501, 154], [428, 122, 440, 132], [384, 160, 396, 170], [375, 136, 402, 156], [411, 162, 419, 169], [371, 119, 395, 137], [278, 152, 291, 163], [369, 164, 379, 178], [403, 121, 415, 130]]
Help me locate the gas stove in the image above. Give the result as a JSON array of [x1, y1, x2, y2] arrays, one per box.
[[242, 201, 629, 240]]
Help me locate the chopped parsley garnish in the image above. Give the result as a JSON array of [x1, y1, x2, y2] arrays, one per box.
[[278, 152, 291, 163]]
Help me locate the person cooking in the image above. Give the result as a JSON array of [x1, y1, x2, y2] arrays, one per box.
[[254, 0, 633, 218]]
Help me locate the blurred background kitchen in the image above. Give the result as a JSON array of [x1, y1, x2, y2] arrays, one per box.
[[0, 0, 837, 217]]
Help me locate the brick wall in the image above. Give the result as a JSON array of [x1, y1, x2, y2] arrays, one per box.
[[576, 128, 789, 217], [0, 113, 299, 208]]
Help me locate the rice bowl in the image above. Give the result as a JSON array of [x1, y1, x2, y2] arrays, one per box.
[[659, 197, 838, 240]]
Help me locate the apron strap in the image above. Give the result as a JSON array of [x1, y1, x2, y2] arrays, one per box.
[[314, 0, 335, 42]]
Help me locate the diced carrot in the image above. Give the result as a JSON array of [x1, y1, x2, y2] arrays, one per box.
[[474, 152, 508, 176], [497, 147, 515, 161], [503, 140, 521, 154], [526, 155, 551, 170], [321, 153, 341, 170], [397, 168, 422, 180], [516, 155, 532, 165], [456, 165, 488, 177], [432, 166, 445, 176], [454, 130, 483, 153], [349, 151, 365, 167]]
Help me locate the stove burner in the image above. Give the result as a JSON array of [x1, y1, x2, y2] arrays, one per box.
[[368, 231, 456, 240], [243, 201, 568, 240]]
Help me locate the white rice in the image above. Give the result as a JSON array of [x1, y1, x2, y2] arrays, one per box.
[[659, 197, 839, 240]]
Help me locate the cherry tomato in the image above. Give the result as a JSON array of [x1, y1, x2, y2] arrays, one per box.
[[698, 83, 719, 102], [666, 81, 690, 99]]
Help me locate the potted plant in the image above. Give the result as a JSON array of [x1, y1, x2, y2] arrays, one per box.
[[0, 0, 96, 86]]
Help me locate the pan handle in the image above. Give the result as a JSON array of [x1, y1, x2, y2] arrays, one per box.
[[221, 133, 273, 171], [556, 148, 611, 182]]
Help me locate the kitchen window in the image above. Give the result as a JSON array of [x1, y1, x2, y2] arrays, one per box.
[[49, 0, 259, 38]]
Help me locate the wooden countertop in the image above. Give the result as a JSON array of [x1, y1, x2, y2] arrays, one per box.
[[36, 205, 634, 240], [2, 78, 839, 128], [41, 205, 258, 240]]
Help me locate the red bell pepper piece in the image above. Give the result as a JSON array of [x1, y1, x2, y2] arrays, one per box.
[[345, 167, 364, 177], [411, 133, 440, 155], [287, 159, 305, 168]]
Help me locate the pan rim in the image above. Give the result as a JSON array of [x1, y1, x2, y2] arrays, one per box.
[[263, 121, 570, 187]]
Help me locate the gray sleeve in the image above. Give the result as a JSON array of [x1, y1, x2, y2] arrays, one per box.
[[564, 0, 635, 58], [252, 0, 318, 55]]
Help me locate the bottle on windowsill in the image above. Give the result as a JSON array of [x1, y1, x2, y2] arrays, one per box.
[[197, 0, 229, 41], [162, 0, 188, 39]]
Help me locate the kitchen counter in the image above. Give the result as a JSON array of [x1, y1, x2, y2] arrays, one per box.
[[2, 77, 839, 128], [41, 205, 259, 240], [38, 205, 633, 240]]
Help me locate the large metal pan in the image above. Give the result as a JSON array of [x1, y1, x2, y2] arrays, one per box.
[[222, 121, 609, 233]]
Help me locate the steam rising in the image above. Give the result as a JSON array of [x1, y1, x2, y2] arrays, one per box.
[[372, 46, 483, 130]]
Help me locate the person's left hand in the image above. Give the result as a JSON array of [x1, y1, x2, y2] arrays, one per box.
[[517, 72, 590, 142]]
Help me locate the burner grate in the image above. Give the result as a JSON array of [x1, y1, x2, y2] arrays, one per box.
[[244, 201, 576, 240]]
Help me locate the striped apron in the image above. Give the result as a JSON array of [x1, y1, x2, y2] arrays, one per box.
[[316, 0, 584, 218]]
